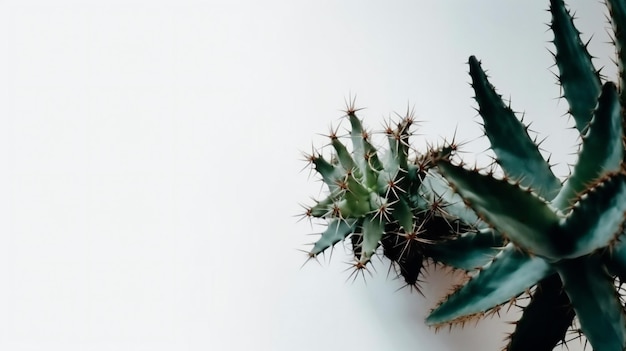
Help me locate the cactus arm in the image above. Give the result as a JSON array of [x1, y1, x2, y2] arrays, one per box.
[[360, 215, 385, 262], [608, 0, 626, 170], [424, 228, 505, 271], [506, 274, 574, 351], [549, 0, 602, 132], [556, 255, 626, 351], [385, 117, 411, 173], [330, 137, 355, 171], [348, 112, 382, 189], [382, 119, 419, 233], [468, 56, 561, 200], [553, 82, 623, 210], [437, 160, 561, 259], [311, 156, 344, 193], [426, 245, 553, 325], [309, 219, 359, 256], [607, 0, 626, 107], [559, 172, 626, 259]]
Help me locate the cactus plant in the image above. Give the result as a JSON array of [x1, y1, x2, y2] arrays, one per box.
[[425, 0, 626, 350], [300, 0, 626, 349], [301, 101, 504, 288]]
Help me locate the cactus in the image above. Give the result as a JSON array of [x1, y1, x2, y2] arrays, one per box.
[[299, 0, 626, 349], [425, 0, 626, 350], [301, 101, 503, 288]]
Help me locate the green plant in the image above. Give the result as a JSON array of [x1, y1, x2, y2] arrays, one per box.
[[300, 0, 626, 349], [426, 0, 626, 350], [301, 102, 502, 288]]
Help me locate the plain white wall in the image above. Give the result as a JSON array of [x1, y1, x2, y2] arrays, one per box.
[[0, 0, 612, 350]]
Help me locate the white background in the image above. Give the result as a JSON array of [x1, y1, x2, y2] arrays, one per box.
[[0, 0, 613, 350]]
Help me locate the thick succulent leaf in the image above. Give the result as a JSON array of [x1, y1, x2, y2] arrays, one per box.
[[310, 219, 359, 255], [330, 138, 355, 171], [553, 82, 623, 210], [426, 245, 553, 325], [549, 0, 602, 132], [425, 228, 504, 271], [559, 171, 626, 259], [607, 0, 626, 105], [556, 255, 626, 351], [506, 274, 574, 351], [359, 216, 384, 262], [437, 160, 561, 259], [468, 56, 561, 200]]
